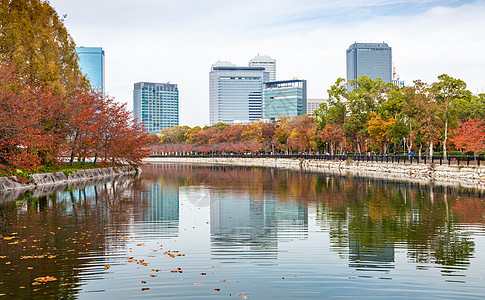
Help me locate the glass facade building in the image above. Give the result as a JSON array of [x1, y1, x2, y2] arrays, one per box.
[[133, 82, 179, 134], [75, 46, 105, 92], [262, 80, 307, 119], [346, 42, 392, 84], [210, 64, 269, 125], [248, 55, 276, 82]]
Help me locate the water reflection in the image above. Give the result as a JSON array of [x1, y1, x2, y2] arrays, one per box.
[[210, 192, 308, 263], [1, 164, 485, 298]]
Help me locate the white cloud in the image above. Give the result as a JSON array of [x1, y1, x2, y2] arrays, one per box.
[[51, 0, 485, 126]]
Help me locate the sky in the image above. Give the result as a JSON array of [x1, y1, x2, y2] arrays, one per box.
[[50, 0, 485, 127]]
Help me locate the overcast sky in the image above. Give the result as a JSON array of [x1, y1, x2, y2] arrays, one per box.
[[50, 0, 485, 127]]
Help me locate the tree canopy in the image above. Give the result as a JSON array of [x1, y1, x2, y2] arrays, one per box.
[[0, 0, 88, 94]]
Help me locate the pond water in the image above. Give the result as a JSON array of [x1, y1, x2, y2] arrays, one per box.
[[1, 164, 485, 299]]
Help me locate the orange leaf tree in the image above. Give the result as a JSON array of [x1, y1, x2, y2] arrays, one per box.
[[450, 118, 485, 156]]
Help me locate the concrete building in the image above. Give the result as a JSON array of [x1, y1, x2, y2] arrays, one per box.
[[346, 42, 392, 85], [133, 82, 179, 133], [76, 46, 105, 92], [248, 55, 276, 82], [262, 79, 307, 119], [210, 62, 269, 125], [306, 98, 327, 115]]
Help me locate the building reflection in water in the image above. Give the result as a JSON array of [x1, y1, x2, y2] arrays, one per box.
[[210, 190, 308, 263], [135, 181, 179, 238]]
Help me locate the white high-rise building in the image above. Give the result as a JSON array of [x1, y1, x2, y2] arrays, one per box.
[[248, 55, 276, 82], [307, 98, 327, 115], [210, 62, 269, 125]]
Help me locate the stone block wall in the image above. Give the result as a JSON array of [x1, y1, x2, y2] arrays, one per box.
[[145, 157, 485, 190], [0, 166, 137, 193]]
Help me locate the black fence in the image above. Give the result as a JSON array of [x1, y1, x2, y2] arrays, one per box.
[[150, 153, 485, 167]]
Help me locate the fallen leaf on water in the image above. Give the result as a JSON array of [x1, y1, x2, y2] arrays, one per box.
[[194, 283, 205, 286], [201, 273, 206, 275], [214, 288, 221, 291], [141, 288, 150, 291], [34, 276, 57, 283], [104, 266, 110, 270], [140, 281, 146, 284], [242, 296, 249, 299], [27, 267, 33, 270], [150, 275, 157, 277]]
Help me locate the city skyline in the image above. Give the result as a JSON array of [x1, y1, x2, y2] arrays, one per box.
[[51, 0, 485, 126]]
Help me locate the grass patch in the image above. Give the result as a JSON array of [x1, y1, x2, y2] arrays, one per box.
[[0, 162, 120, 178]]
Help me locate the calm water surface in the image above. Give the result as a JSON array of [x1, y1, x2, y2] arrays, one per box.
[[1, 164, 485, 299]]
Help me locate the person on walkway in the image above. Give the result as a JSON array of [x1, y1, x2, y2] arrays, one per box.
[[408, 150, 414, 156]]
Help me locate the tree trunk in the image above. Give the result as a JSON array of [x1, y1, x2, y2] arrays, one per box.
[[429, 138, 434, 157], [408, 121, 413, 152], [443, 113, 448, 160]]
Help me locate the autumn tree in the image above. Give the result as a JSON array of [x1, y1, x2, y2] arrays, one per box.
[[0, 0, 88, 94], [450, 119, 485, 157], [317, 125, 343, 155], [287, 116, 317, 153], [367, 113, 396, 154]]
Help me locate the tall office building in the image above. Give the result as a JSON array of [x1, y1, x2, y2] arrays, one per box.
[[346, 42, 392, 84], [262, 79, 307, 119], [248, 55, 276, 82], [307, 98, 327, 115], [133, 82, 179, 133], [210, 62, 269, 125], [76, 46, 105, 92]]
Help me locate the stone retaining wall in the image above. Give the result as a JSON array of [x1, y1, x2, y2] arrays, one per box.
[[0, 166, 137, 193], [145, 157, 485, 190]]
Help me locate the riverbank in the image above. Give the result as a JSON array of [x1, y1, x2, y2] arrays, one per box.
[[145, 157, 485, 190], [0, 166, 138, 196]]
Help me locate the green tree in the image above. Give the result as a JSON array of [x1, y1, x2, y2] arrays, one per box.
[[433, 74, 471, 159]]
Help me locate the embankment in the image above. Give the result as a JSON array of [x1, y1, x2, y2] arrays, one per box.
[[145, 157, 485, 190], [0, 166, 137, 196]]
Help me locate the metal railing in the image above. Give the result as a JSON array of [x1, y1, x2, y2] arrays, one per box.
[[149, 153, 485, 166]]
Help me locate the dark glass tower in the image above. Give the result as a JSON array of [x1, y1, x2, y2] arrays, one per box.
[[346, 42, 392, 84]]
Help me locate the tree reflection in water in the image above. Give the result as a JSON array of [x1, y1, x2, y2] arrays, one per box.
[[0, 164, 484, 297]]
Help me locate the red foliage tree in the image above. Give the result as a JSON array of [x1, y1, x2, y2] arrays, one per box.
[[450, 118, 485, 156]]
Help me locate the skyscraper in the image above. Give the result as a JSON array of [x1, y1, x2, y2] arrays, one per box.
[[133, 82, 179, 133], [262, 79, 307, 119], [346, 42, 392, 84], [210, 62, 269, 125], [76, 46, 105, 92], [248, 55, 276, 82]]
